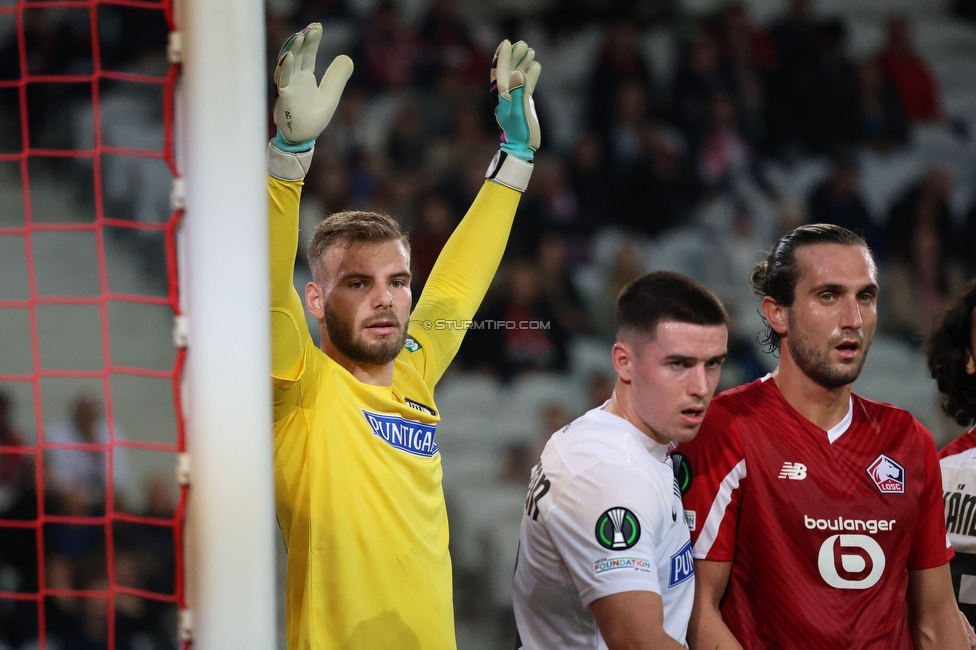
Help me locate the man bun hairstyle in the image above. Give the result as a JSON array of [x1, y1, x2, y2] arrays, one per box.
[[926, 282, 976, 427], [616, 271, 729, 339], [750, 224, 872, 354], [307, 210, 409, 281]]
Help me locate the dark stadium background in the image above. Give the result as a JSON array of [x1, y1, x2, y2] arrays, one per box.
[[2, 0, 976, 647]]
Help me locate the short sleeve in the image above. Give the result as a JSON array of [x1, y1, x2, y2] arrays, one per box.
[[909, 421, 954, 570], [545, 462, 667, 607], [675, 401, 746, 561]]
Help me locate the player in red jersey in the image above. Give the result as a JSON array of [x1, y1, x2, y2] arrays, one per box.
[[677, 224, 967, 649], [927, 282, 976, 635]]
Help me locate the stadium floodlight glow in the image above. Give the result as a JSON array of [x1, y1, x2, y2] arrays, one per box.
[[176, 0, 276, 646]]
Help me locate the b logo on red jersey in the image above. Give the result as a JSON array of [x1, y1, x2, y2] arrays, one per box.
[[866, 454, 904, 494], [817, 534, 886, 589]]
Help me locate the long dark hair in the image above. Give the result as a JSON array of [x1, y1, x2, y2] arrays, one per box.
[[926, 282, 976, 427]]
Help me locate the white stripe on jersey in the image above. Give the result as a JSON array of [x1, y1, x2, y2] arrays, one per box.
[[694, 459, 747, 558]]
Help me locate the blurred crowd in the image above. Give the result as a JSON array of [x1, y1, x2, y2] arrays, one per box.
[[272, 0, 976, 381], [4, 0, 976, 646], [3, 0, 975, 374], [0, 392, 178, 650]]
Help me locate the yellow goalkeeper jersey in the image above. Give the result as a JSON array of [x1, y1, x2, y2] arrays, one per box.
[[268, 172, 520, 650]]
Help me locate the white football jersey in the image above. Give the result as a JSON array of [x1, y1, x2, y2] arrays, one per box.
[[940, 427, 976, 626], [512, 404, 694, 649]]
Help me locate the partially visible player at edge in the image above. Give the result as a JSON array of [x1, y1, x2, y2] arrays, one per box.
[[928, 282, 976, 638], [676, 224, 968, 649], [266, 24, 541, 649], [512, 272, 729, 649]]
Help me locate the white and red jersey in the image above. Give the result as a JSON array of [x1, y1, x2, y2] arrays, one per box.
[[675, 375, 952, 649], [939, 426, 976, 626]]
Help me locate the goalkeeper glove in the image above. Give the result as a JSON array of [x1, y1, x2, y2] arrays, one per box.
[[272, 23, 353, 152], [486, 39, 541, 192]]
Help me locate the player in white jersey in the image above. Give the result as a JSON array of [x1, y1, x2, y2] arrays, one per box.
[[927, 282, 976, 639], [512, 272, 729, 649]]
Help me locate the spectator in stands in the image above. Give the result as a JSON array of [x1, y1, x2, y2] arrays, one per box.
[[710, 3, 775, 146], [410, 193, 457, 294], [414, 0, 486, 91], [501, 402, 574, 484], [768, 0, 821, 66], [314, 85, 368, 160], [765, 0, 824, 153], [536, 232, 588, 335], [461, 261, 570, 381], [878, 17, 941, 124], [671, 30, 736, 151], [603, 79, 654, 180], [386, 97, 429, 172], [587, 23, 657, 158], [42, 554, 85, 647], [857, 58, 908, 151], [46, 395, 130, 512], [884, 168, 965, 342], [567, 131, 612, 233], [514, 156, 589, 258], [806, 155, 881, 252], [697, 91, 751, 192], [808, 19, 861, 153], [616, 122, 694, 237], [0, 391, 31, 498], [349, 0, 419, 94], [589, 243, 645, 339], [496, 260, 570, 379]]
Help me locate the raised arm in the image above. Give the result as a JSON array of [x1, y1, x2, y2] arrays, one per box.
[[409, 40, 541, 386], [267, 24, 352, 387]]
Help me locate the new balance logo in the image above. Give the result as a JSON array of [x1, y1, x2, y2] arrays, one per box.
[[779, 462, 807, 480]]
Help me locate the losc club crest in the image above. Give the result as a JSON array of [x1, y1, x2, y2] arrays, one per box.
[[866, 454, 905, 494]]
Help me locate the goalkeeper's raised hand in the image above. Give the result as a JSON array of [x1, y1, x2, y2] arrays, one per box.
[[272, 23, 353, 153], [486, 39, 541, 193]]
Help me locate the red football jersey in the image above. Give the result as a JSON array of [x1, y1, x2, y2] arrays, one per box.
[[675, 376, 952, 649]]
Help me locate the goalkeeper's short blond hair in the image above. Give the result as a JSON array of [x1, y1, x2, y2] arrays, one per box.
[[307, 211, 410, 281]]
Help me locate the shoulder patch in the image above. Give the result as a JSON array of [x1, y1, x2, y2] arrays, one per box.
[[671, 452, 693, 496], [595, 507, 641, 550], [404, 336, 422, 353]]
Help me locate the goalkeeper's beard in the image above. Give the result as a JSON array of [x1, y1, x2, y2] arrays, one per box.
[[323, 304, 406, 366]]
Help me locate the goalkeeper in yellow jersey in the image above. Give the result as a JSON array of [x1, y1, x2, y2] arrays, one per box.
[[266, 23, 541, 650]]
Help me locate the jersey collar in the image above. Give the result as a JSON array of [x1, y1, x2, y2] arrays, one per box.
[[593, 402, 672, 463], [761, 374, 854, 444], [826, 397, 854, 443]]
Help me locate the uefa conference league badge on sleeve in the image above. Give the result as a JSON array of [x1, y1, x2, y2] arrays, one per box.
[[595, 507, 641, 550], [593, 507, 653, 577], [670, 452, 697, 531]]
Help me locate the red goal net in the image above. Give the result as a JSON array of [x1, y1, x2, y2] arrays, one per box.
[[0, 0, 187, 648]]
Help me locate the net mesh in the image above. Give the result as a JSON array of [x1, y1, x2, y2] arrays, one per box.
[[0, 0, 186, 648]]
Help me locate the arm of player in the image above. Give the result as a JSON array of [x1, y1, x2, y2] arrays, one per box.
[[687, 560, 743, 650], [267, 24, 352, 386], [909, 564, 970, 650], [408, 40, 541, 387], [590, 591, 687, 650]]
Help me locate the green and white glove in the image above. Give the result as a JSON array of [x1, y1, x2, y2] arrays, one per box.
[[269, 23, 353, 181], [486, 39, 541, 192]]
